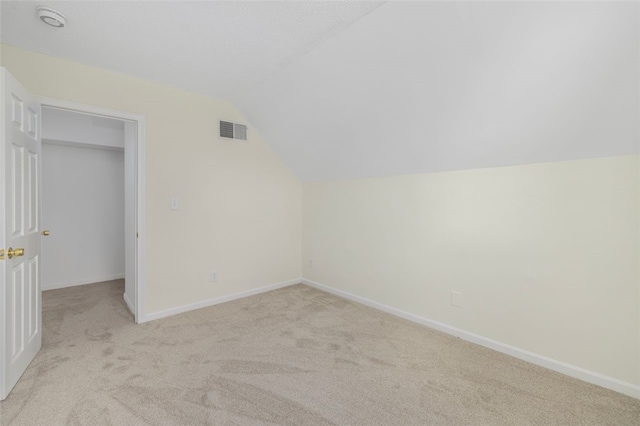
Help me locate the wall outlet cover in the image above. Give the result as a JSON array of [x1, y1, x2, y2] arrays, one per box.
[[170, 197, 179, 210]]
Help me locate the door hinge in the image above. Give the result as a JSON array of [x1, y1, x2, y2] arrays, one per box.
[[0, 249, 4, 260], [136, 232, 139, 238]]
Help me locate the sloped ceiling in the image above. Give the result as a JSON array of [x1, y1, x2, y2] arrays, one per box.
[[2, 1, 638, 182], [231, 1, 639, 181], [0, 1, 383, 99]]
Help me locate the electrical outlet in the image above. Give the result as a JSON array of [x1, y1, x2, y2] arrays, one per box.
[[308, 258, 314, 269], [210, 271, 218, 283], [451, 290, 462, 308], [170, 197, 179, 211]]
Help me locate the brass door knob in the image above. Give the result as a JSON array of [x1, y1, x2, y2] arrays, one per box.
[[42, 230, 50, 236], [0, 249, 4, 260], [7, 247, 24, 259]]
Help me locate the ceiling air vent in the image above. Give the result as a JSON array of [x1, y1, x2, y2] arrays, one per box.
[[219, 120, 248, 141]]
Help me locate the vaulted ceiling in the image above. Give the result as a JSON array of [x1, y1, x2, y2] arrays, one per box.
[[0, 1, 383, 99], [2, 1, 638, 182]]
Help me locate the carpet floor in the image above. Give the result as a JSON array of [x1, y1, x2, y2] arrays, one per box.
[[0, 280, 638, 425]]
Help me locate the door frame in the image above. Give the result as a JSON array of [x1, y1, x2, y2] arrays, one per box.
[[39, 97, 146, 323]]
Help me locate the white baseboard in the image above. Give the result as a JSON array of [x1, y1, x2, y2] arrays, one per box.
[[123, 292, 134, 315], [302, 278, 640, 400], [43, 274, 125, 291], [140, 278, 301, 323]]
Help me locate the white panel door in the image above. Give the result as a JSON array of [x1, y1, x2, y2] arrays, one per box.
[[0, 68, 42, 401]]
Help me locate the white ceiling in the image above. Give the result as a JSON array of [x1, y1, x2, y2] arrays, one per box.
[[2, 1, 638, 182], [0, 1, 383, 99], [233, 1, 639, 181]]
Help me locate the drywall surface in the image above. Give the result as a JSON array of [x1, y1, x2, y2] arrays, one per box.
[[1, 44, 302, 315], [42, 107, 125, 149], [302, 156, 639, 386], [0, 1, 383, 99], [123, 121, 136, 313], [42, 143, 124, 290], [235, 1, 639, 181]]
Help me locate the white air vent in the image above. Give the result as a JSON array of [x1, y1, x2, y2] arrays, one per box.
[[219, 120, 248, 141]]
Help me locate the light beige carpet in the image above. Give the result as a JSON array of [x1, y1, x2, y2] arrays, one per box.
[[0, 280, 638, 425]]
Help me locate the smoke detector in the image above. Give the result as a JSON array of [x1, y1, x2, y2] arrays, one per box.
[[36, 6, 67, 28]]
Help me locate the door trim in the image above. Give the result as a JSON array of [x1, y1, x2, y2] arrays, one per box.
[[38, 97, 146, 323]]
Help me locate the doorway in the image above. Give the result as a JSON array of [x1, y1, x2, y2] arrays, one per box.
[[1, 69, 146, 400], [39, 98, 145, 323]]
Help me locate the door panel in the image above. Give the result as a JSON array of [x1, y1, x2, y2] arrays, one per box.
[[28, 256, 39, 341], [10, 263, 24, 361], [28, 151, 38, 232], [27, 107, 37, 138], [1, 67, 42, 401], [11, 94, 22, 126], [12, 145, 24, 237]]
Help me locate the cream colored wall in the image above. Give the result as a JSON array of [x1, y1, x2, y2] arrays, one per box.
[[0, 44, 302, 315], [302, 156, 640, 385]]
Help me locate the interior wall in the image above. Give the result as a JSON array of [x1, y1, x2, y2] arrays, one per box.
[[302, 155, 640, 386], [123, 121, 136, 313], [0, 44, 302, 315], [5, 42, 636, 392], [42, 143, 125, 290], [42, 107, 125, 149]]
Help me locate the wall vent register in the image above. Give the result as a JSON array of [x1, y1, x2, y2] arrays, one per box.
[[219, 120, 248, 141]]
